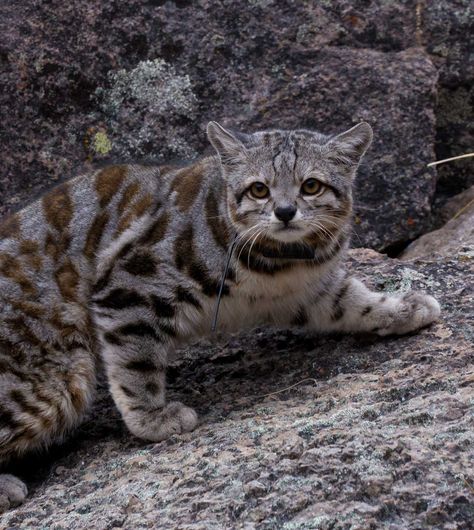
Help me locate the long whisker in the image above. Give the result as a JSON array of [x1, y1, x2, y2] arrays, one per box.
[[247, 230, 264, 270], [307, 220, 339, 247], [235, 226, 261, 263]]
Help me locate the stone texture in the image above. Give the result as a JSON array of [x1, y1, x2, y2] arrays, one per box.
[[421, 0, 474, 199], [1, 249, 473, 529], [0, 0, 450, 251], [401, 185, 474, 260], [439, 185, 474, 224]]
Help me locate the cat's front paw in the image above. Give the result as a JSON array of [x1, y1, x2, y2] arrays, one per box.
[[377, 292, 441, 336], [0, 474, 28, 513], [125, 401, 198, 442]]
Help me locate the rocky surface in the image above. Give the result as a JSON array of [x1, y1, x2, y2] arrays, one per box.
[[1, 0, 473, 251], [401, 185, 474, 260], [1, 249, 473, 530]]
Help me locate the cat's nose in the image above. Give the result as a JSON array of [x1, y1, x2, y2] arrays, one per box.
[[274, 205, 297, 224]]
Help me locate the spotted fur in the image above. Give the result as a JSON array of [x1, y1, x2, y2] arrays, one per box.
[[0, 123, 440, 511]]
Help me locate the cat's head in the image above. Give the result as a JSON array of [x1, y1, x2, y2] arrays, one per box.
[[207, 121, 372, 249]]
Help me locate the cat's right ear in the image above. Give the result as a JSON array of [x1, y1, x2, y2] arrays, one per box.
[[207, 122, 246, 164]]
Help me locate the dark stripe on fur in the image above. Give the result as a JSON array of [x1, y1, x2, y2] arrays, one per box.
[[84, 212, 109, 260], [103, 331, 123, 346], [331, 283, 349, 321], [125, 359, 157, 372], [291, 306, 308, 327], [95, 288, 148, 309], [145, 382, 159, 395], [122, 251, 157, 276], [120, 385, 137, 398], [205, 188, 230, 250], [118, 322, 160, 340], [175, 225, 225, 296], [0, 405, 21, 429], [140, 212, 170, 246], [10, 389, 52, 427], [150, 295, 175, 318], [157, 321, 176, 337], [175, 286, 202, 309], [92, 266, 114, 294]]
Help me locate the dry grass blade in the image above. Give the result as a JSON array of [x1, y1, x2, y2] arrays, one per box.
[[252, 378, 318, 399], [427, 153, 474, 167]]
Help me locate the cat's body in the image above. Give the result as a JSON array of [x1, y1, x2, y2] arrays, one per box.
[[0, 122, 440, 512]]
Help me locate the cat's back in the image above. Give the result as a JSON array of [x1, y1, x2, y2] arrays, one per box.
[[0, 164, 178, 322], [0, 163, 178, 264]]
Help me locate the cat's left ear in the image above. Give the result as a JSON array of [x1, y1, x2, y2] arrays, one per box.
[[207, 121, 247, 164], [325, 122, 373, 168]]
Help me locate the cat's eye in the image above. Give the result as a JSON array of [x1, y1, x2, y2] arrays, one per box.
[[301, 178, 324, 196], [249, 182, 270, 199]]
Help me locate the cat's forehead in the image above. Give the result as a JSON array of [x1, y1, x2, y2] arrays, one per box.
[[251, 129, 329, 151], [243, 129, 333, 181]]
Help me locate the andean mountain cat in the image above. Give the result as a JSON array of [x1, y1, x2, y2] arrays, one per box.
[[0, 121, 440, 511]]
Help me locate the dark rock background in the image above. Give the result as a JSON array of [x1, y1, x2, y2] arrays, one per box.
[[0, 0, 472, 250]]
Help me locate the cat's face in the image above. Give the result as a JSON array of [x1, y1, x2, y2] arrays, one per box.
[[207, 122, 372, 247]]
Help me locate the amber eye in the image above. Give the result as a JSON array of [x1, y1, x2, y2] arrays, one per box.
[[301, 178, 324, 196], [249, 182, 270, 199]]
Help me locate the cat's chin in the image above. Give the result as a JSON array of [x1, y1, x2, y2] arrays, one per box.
[[268, 227, 308, 243]]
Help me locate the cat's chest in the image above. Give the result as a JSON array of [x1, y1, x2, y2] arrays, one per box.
[[215, 263, 328, 330]]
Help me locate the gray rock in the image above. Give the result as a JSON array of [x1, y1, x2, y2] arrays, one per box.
[[2, 249, 473, 529], [401, 185, 474, 260], [421, 0, 474, 198], [440, 184, 474, 223]]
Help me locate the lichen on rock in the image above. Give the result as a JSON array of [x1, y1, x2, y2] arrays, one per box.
[[92, 130, 112, 156], [94, 59, 197, 160]]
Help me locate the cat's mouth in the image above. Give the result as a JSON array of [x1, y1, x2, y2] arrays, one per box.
[[269, 222, 307, 243], [275, 225, 300, 231]]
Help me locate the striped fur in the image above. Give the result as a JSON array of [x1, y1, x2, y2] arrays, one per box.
[[0, 123, 440, 511]]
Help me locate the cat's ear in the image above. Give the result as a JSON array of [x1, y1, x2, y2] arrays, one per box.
[[325, 122, 373, 168], [207, 121, 247, 164]]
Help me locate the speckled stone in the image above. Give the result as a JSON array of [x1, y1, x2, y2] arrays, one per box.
[[1, 249, 473, 529]]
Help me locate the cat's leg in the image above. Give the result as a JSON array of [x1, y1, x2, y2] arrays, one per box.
[[303, 274, 440, 336], [99, 331, 197, 442], [0, 344, 96, 513]]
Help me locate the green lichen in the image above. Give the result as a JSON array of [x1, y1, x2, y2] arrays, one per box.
[[92, 131, 112, 155], [297, 423, 315, 440], [95, 59, 197, 159], [377, 267, 438, 294], [97, 59, 195, 118]]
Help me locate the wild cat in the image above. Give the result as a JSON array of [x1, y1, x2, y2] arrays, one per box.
[[0, 121, 440, 511]]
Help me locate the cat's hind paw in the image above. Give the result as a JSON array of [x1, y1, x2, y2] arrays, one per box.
[[0, 474, 28, 513]]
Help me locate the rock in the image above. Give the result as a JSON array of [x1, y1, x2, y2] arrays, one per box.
[[400, 185, 474, 260], [421, 0, 474, 199], [0, 0, 446, 251], [439, 185, 474, 224], [2, 249, 473, 529]]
